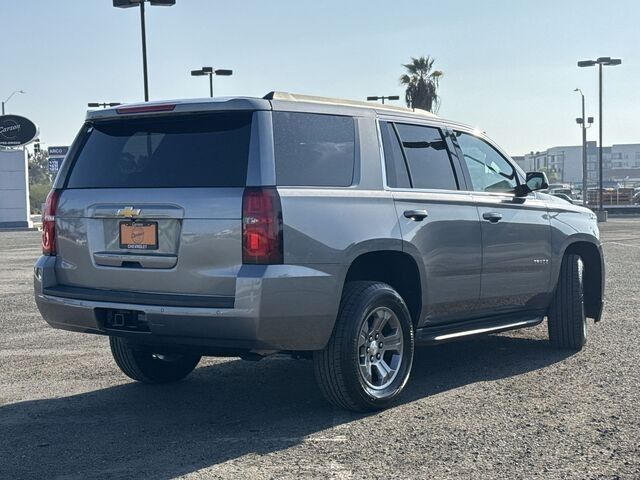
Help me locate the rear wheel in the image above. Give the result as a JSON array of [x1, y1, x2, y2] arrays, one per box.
[[109, 337, 201, 383], [313, 281, 414, 412], [548, 253, 587, 350]]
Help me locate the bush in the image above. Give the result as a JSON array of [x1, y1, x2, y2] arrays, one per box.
[[30, 183, 52, 214]]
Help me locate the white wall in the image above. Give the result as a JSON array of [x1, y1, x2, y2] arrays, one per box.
[[0, 149, 31, 228]]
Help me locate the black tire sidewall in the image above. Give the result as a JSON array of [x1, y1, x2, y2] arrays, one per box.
[[110, 337, 200, 383], [577, 258, 587, 344], [548, 254, 587, 349]]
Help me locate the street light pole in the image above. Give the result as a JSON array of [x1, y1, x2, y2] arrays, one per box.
[[2, 90, 26, 115], [598, 62, 604, 213], [577, 56, 622, 220], [574, 89, 588, 206], [140, 0, 149, 101], [581, 92, 588, 206], [113, 1, 176, 102]]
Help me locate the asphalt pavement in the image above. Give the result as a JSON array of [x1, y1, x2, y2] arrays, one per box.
[[1, 219, 639, 479]]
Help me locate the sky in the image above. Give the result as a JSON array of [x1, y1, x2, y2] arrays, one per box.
[[2, 0, 639, 155]]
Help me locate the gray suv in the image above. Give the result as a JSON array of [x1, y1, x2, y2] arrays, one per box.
[[34, 92, 604, 412]]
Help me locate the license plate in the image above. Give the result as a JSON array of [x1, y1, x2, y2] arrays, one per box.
[[119, 221, 158, 250]]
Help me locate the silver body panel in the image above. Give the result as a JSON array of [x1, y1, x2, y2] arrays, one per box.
[[391, 189, 482, 323]]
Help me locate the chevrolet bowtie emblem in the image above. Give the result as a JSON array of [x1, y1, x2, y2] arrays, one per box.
[[116, 207, 141, 218]]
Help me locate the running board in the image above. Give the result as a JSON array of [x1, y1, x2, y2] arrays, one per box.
[[415, 315, 543, 345]]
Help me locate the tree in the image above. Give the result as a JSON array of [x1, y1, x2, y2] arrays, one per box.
[[399, 56, 443, 113], [27, 148, 54, 214], [28, 148, 54, 185]]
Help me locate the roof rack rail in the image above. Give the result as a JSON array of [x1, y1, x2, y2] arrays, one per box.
[[262, 91, 437, 117]]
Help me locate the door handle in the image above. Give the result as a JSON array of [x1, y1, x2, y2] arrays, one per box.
[[482, 212, 503, 223], [404, 209, 429, 221]]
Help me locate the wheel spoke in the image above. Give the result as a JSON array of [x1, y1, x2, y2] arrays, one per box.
[[373, 360, 393, 385], [370, 309, 389, 334], [359, 360, 373, 384], [381, 329, 402, 352], [358, 330, 368, 348]]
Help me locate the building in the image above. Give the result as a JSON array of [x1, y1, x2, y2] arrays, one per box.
[[610, 144, 640, 170], [513, 142, 640, 185]]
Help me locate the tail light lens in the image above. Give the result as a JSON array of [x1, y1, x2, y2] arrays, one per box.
[[42, 189, 60, 255], [242, 187, 283, 264]]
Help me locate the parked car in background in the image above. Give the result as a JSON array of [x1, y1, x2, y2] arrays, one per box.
[[34, 93, 605, 411]]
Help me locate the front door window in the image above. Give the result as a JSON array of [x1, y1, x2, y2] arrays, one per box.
[[455, 132, 517, 193]]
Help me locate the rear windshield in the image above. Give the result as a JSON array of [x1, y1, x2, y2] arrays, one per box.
[[65, 112, 253, 188]]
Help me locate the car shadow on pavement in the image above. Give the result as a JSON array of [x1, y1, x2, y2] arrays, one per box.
[[1, 333, 574, 479]]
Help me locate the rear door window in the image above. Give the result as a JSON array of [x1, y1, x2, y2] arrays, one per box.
[[273, 112, 355, 187], [66, 112, 253, 188], [395, 124, 458, 190]]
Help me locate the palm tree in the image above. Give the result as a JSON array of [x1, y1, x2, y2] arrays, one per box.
[[399, 56, 443, 113]]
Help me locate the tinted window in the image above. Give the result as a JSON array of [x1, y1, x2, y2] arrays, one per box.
[[395, 124, 457, 190], [455, 132, 517, 193], [273, 112, 355, 187], [380, 121, 410, 188], [66, 112, 252, 188]]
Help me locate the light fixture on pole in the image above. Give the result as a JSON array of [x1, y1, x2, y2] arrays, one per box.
[[113, 0, 177, 102], [88, 102, 122, 109], [577, 56, 622, 220], [2, 90, 26, 115], [191, 67, 233, 97], [366, 95, 400, 105]]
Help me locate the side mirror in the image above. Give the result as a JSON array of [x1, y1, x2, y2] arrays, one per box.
[[515, 171, 549, 197], [526, 171, 549, 191]]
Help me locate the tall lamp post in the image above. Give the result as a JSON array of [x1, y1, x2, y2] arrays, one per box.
[[367, 95, 400, 105], [190, 68, 233, 97], [573, 88, 593, 206], [577, 56, 622, 220], [2, 90, 26, 115], [113, 0, 176, 102]]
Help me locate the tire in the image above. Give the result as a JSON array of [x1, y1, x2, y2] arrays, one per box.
[[109, 337, 201, 384], [548, 253, 587, 350], [313, 281, 415, 412]]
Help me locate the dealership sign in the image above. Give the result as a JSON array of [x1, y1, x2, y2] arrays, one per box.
[[0, 115, 39, 147]]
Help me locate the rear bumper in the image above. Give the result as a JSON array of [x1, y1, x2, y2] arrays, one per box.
[[34, 256, 343, 351]]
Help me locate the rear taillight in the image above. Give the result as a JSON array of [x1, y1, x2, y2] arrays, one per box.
[[42, 189, 60, 256], [242, 187, 283, 264]]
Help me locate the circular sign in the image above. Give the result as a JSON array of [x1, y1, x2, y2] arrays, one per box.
[[0, 115, 39, 147]]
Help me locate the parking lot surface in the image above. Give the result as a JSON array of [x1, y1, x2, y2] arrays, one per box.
[[1, 219, 639, 479]]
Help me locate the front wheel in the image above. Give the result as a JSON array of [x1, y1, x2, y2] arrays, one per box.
[[313, 282, 415, 412], [109, 337, 201, 383]]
